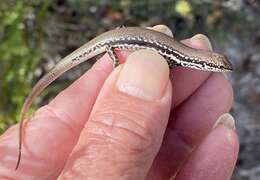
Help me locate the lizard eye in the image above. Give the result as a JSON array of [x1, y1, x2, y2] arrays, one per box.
[[212, 53, 233, 71]]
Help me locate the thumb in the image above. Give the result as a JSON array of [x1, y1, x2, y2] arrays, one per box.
[[59, 49, 172, 179]]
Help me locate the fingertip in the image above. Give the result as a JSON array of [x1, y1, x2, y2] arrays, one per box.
[[213, 113, 236, 130], [216, 124, 239, 151], [175, 124, 239, 180], [210, 124, 240, 169], [181, 34, 213, 51], [148, 24, 174, 37], [116, 49, 169, 101]]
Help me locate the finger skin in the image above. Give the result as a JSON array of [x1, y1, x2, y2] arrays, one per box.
[[175, 125, 239, 180], [0, 56, 113, 179], [171, 37, 212, 107], [58, 51, 172, 179], [147, 73, 233, 179]]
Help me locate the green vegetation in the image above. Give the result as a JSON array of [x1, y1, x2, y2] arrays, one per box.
[[0, 0, 49, 132]]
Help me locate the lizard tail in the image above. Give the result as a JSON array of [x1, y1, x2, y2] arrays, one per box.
[[15, 46, 105, 170], [15, 60, 74, 170]]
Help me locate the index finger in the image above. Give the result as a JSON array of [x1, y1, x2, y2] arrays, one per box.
[[0, 56, 113, 178]]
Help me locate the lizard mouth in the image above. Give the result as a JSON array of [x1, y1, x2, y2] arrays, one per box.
[[221, 55, 233, 71]]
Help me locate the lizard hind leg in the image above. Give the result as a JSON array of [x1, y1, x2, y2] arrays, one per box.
[[106, 46, 120, 68]]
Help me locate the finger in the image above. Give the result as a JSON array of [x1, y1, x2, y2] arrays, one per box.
[[0, 56, 113, 178], [171, 34, 213, 107], [147, 24, 174, 37], [58, 50, 172, 179], [147, 73, 233, 179], [119, 26, 213, 108], [175, 115, 239, 180]]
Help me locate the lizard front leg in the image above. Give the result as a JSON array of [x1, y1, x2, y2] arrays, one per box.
[[106, 46, 120, 68]]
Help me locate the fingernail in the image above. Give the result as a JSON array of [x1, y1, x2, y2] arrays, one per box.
[[191, 34, 213, 51], [152, 25, 174, 37], [117, 49, 169, 101], [213, 113, 235, 130]]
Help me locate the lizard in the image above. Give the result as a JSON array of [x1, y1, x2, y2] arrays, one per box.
[[15, 26, 233, 170]]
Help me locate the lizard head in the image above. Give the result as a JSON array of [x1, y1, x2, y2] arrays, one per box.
[[184, 50, 233, 72], [206, 52, 233, 72]]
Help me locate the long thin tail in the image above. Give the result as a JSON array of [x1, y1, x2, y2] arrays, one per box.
[[15, 60, 75, 170], [15, 46, 104, 170]]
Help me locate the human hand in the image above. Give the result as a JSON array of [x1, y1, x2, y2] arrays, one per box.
[[0, 25, 238, 180]]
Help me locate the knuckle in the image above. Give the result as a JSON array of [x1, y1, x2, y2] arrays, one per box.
[[34, 105, 78, 135], [86, 100, 156, 155]]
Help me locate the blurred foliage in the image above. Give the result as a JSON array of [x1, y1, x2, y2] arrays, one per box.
[[0, 0, 49, 133], [0, 0, 258, 133], [175, 0, 192, 17]]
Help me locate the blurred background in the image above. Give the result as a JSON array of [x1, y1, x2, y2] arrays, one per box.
[[0, 0, 259, 179]]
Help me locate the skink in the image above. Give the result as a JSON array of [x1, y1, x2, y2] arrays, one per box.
[[15, 26, 232, 170]]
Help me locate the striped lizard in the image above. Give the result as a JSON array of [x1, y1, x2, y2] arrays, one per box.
[[15, 26, 232, 170]]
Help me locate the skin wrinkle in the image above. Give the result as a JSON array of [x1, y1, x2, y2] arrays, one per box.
[[87, 67, 172, 148], [61, 130, 149, 179], [65, 138, 113, 178], [90, 104, 165, 149], [89, 94, 166, 141], [89, 111, 151, 141], [87, 105, 159, 155], [37, 106, 78, 135], [85, 132, 152, 167], [59, 53, 172, 179], [90, 94, 154, 128]]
